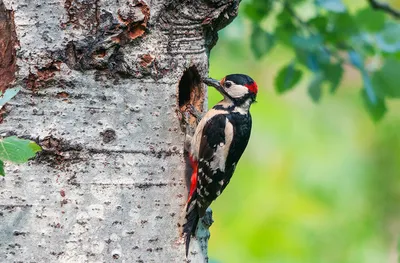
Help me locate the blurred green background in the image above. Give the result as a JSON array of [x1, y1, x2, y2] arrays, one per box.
[[207, 1, 400, 262]]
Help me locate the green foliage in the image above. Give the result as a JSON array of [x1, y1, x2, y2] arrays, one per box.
[[323, 63, 343, 93], [372, 59, 400, 98], [308, 71, 325, 102], [208, 26, 400, 261], [0, 87, 20, 107], [355, 8, 385, 32], [316, 0, 346, 13], [250, 25, 275, 58], [208, 1, 400, 262], [0, 136, 41, 176], [275, 62, 303, 93], [246, 0, 400, 121], [243, 0, 272, 22], [376, 22, 400, 54], [0, 160, 4, 176], [0, 89, 41, 176]]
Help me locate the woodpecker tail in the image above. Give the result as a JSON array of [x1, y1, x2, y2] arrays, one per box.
[[183, 191, 199, 257], [183, 155, 199, 257]]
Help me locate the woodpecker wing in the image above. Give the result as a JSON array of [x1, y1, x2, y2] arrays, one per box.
[[195, 113, 236, 217]]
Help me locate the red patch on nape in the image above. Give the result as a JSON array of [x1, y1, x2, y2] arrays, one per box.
[[245, 82, 258, 94]]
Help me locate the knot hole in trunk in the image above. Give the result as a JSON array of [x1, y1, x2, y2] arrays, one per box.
[[178, 66, 205, 130]]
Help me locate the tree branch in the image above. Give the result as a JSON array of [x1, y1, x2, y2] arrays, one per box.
[[367, 0, 400, 19]]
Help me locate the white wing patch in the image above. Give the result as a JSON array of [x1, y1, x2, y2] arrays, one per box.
[[190, 109, 228, 159], [209, 118, 234, 172]]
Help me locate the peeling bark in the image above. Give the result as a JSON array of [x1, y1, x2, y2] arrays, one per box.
[[0, 0, 239, 262], [0, 1, 17, 93]]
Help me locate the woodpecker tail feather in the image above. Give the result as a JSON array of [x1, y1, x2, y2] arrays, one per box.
[[183, 191, 199, 257], [184, 155, 199, 257]]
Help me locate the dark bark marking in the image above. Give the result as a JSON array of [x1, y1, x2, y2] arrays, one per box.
[[0, 104, 7, 124], [62, 0, 100, 34], [25, 61, 61, 91], [100, 128, 117, 143], [158, 0, 240, 51], [55, 2, 157, 79], [116, 0, 150, 43], [139, 54, 155, 68], [56, 91, 70, 99], [0, 1, 18, 93], [41, 135, 62, 152]]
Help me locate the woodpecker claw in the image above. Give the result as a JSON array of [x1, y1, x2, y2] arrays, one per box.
[[186, 105, 203, 123]]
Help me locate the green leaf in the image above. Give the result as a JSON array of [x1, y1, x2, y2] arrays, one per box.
[[243, 1, 272, 23], [322, 63, 343, 93], [372, 59, 400, 98], [250, 25, 275, 59], [275, 63, 303, 93], [275, 12, 296, 47], [306, 53, 319, 72], [29, 141, 42, 152], [327, 13, 358, 43], [308, 72, 325, 102], [316, 0, 346, 13], [0, 136, 42, 164], [350, 33, 376, 56], [0, 160, 4, 176], [361, 89, 386, 122], [0, 87, 20, 107], [349, 51, 378, 104], [309, 16, 328, 34], [362, 71, 377, 105], [376, 22, 400, 54], [316, 48, 331, 65], [295, 48, 330, 70], [292, 34, 323, 51], [355, 8, 385, 32]]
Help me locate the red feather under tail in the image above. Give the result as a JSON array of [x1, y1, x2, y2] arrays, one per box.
[[187, 155, 198, 203], [183, 154, 200, 257]]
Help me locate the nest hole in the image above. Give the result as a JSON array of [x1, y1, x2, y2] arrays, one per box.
[[178, 66, 203, 110]]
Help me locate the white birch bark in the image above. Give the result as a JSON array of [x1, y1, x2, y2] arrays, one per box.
[[0, 0, 239, 262]]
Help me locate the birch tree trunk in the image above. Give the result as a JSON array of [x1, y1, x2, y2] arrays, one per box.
[[0, 0, 239, 262]]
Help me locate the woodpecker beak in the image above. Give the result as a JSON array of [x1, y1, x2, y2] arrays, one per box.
[[203, 78, 228, 97]]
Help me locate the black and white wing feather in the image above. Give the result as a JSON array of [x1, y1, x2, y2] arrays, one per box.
[[196, 114, 235, 217]]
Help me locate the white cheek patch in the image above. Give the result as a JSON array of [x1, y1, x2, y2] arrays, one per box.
[[227, 84, 248, 98], [209, 119, 234, 172]]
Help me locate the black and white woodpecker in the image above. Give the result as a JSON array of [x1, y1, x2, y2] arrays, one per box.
[[183, 74, 258, 256]]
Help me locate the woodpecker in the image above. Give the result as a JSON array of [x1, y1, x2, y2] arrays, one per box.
[[183, 74, 258, 256]]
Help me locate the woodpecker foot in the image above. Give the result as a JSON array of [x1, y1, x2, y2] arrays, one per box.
[[184, 134, 192, 152], [178, 108, 192, 134], [186, 104, 203, 124]]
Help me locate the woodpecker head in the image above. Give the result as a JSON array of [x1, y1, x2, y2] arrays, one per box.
[[203, 74, 258, 106]]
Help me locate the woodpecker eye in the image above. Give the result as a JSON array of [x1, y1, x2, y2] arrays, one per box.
[[225, 81, 232, 88]]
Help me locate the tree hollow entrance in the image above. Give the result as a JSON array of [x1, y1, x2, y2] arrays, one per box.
[[178, 66, 205, 126]]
